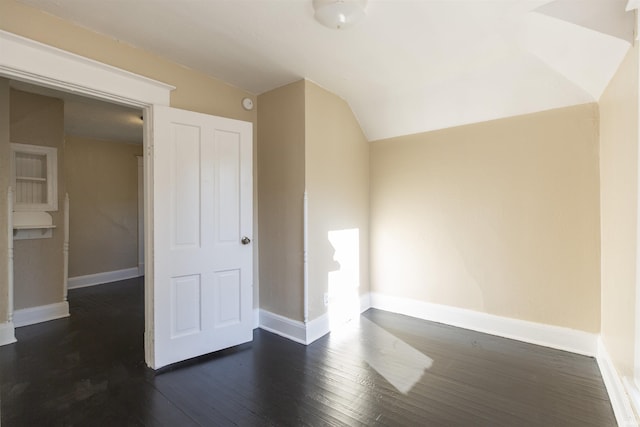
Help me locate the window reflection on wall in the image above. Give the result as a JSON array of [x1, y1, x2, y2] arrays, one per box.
[[327, 228, 361, 330]]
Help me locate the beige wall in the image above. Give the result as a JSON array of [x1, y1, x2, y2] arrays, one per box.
[[10, 89, 66, 310], [65, 136, 142, 278], [600, 44, 638, 378], [0, 79, 9, 322], [304, 81, 369, 320], [257, 80, 370, 322], [371, 103, 601, 332], [257, 81, 306, 321]]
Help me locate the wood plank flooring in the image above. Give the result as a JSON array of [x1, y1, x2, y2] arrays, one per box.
[[1, 278, 616, 426]]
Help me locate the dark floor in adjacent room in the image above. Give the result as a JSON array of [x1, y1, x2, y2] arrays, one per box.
[[0, 277, 616, 426]]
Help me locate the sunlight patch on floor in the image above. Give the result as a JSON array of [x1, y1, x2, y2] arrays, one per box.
[[332, 317, 433, 394], [326, 227, 432, 394]]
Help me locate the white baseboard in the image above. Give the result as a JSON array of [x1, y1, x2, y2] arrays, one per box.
[[138, 263, 145, 276], [258, 294, 373, 346], [68, 267, 141, 289], [258, 309, 332, 345], [0, 321, 16, 346], [259, 309, 307, 344], [596, 338, 639, 427], [259, 292, 597, 356], [360, 292, 372, 312], [14, 301, 70, 327], [369, 292, 597, 356], [306, 312, 330, 344], [623, 378, 640, 426]]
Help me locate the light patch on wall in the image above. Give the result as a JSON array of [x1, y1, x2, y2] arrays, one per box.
[[327, 228, 361, 330], [331, 317, 434, 394]]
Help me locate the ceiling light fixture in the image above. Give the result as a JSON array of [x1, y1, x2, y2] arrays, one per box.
[[312, 0, 368, 30]]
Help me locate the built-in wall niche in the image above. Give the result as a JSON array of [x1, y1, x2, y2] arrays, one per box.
[[10, 143, 58, 240], [11, 143, 58, 211]]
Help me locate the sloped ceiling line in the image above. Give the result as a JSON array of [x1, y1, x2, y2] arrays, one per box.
[[535, 0, 634, 43]]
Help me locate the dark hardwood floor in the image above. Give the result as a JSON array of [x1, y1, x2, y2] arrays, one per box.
[[1, 278, 616, 426]]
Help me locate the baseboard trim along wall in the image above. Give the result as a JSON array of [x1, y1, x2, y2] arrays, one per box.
[[596, 338, 639, 427], [368, 292, 598, 356], [258, 309, 309, 345], [68, 267, 141, 289], [260, 291, 598, 354], [623, 377, 640, 427], [13, 301, 70, 328], [258, 309, 330, 345], [306, 312, 330, 344], [360, 292, 372, 313], [259, 293, 373, 345], [0, 321, 16, 346]]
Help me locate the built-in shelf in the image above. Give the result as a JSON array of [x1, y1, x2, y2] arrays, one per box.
[[16, 176, 47, 182], [11, 143, 58, 212], [13, 225, 56, 230], [10, 143, 59, 240], [12, 211, 55, 240]]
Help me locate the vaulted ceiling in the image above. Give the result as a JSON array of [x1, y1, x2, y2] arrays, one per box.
[[17, 0, 635, 141]]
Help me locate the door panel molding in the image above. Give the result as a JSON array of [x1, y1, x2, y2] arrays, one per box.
[[153, 106, 253, 369]]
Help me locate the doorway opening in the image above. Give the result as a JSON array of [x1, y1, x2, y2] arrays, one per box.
[[1, 30, 255, 370], [0, 29, 172, 368], [7, 78, 147, 356]]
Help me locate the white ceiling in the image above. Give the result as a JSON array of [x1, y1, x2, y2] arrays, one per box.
[[17, 0, 635, 141]]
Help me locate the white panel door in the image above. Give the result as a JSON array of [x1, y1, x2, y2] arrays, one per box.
[[152, 106, 253, 369]]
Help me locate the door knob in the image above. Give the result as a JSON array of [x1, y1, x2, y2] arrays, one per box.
[[241, 236, 251, 245]]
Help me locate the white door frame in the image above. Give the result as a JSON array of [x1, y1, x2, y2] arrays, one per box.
[[0, 30, 174, 368], [137, 156, 144, 277], [633, 2, 640, 407]]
